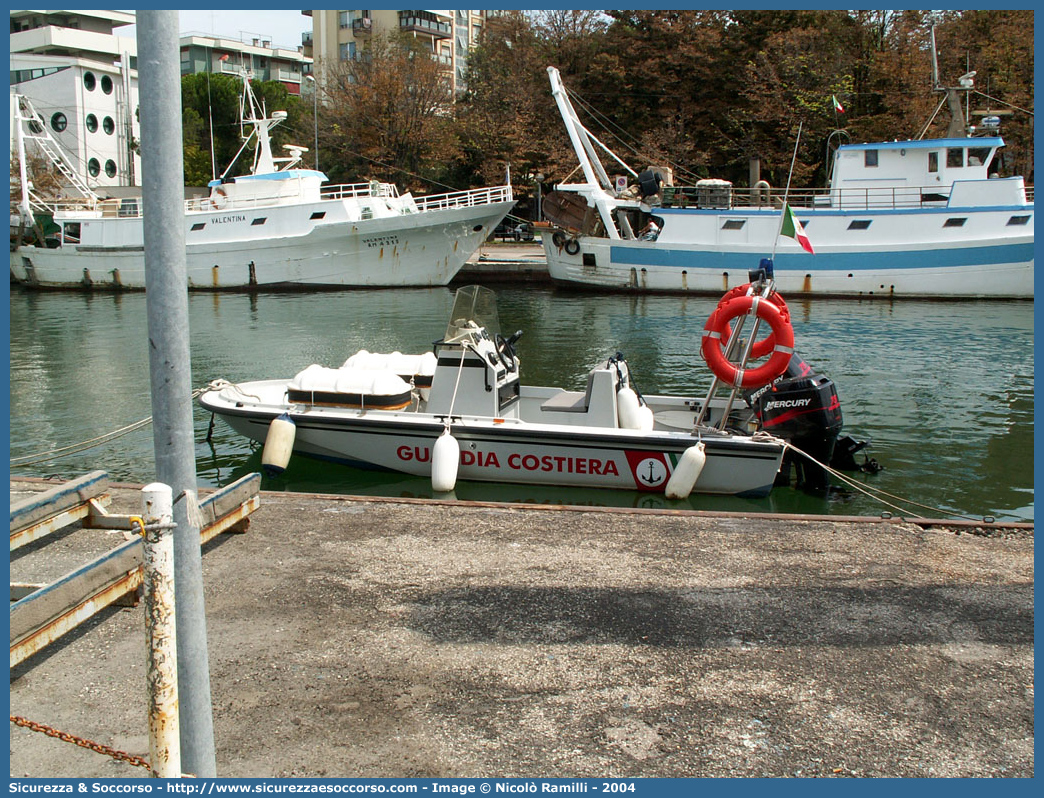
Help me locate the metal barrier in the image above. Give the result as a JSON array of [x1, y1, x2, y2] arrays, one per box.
[[9, 472, 261, 668]]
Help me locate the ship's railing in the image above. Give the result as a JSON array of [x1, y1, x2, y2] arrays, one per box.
[[659, 183, 1033, 211], [320, 181, 401, 201], [412, 185, 514, 211]]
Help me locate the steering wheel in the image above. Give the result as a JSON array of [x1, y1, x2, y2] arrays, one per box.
[[495, 330, 523, 372]]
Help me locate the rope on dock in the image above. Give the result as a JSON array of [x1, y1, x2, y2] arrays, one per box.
[[783, 440, 997, 523], [9, 387, 207, 468]]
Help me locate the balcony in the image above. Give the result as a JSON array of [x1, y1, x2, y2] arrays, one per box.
[[399, 12, 450, 39], [351, 18, 372, 35]]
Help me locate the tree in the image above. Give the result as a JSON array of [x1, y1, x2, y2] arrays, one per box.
[[181, 72, 309, 187], [458, 12, 558, 191], [314, 32, 457, 190]]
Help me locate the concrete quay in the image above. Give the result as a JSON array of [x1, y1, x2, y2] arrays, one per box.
[[455, 242, 549, 284], [8, 479, 1034, 778]]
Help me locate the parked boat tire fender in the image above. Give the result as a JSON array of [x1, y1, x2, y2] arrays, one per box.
[[551, 230, 568, 248], [701, 296, 795, 389], [617, 386, 641, 429], [718, 285, 791, 359], [261, 413, 296, 475], [564, 238, 581, 255], [665, 442, 706, 499], [431, 429, 460, 492]]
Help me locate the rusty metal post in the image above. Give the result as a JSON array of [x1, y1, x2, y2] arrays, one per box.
[[141, 483, 181, 778]]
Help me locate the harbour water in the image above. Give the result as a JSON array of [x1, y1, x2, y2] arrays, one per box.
[[8, 285, 1034, 521]]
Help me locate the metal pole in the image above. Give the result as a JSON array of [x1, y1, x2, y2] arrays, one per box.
[[305, 74, 319, 170], [136, 11, 217, 778], [141, 483, 181, 779]]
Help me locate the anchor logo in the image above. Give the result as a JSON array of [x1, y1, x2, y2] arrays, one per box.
[[634, 457, 667, 488], [623, 451, 673, 491]]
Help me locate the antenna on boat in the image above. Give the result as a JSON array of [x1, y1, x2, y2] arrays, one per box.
[[920, 25, 975, 139], [769, 121, 803, 261]]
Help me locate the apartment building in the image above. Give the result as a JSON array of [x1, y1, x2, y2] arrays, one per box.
[[304, 9, 488, 94], [11, 10, 313, 189], [179, 33, 311, 95], [11, 10, 141, 189]]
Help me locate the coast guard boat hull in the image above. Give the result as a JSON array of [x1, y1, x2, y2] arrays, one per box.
[[200, 285, 821, 498]]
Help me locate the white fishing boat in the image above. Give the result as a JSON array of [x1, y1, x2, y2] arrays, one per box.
[[200, 283, 865, 498], [10, 71, 514, 290], [540, 66, 1033, 299]]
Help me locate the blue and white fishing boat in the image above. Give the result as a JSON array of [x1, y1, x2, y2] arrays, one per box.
[[540, 66, 1032, 299], [10, 70, 514, 290]]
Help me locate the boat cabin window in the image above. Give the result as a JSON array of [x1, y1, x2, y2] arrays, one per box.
[[721, 220, 746, 231], [968, 146, 992, 168], [944, 217, 967, 228], [847, 220, 872, 230], [1007, 215, 1031, 226], [947, 148, 964, 168], [928, 152, 939, 173], [864, 149, 878, 168]]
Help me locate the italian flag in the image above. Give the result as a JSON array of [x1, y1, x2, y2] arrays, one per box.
[[832, 94, 845, 113], [781, 203, 814, 254]]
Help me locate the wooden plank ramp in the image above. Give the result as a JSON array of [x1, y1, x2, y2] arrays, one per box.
[[10, 473, 261, 668]]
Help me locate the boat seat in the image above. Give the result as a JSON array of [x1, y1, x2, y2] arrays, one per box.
[[540, 390, 588, 412], [540, 367, 619, 427]]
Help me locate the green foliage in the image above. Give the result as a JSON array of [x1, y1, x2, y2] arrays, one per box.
[[180, 71, 309, 186]]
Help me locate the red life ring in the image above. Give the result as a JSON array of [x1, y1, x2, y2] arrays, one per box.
[[717, 284, 790, 359], [701, 295, 795, 388]]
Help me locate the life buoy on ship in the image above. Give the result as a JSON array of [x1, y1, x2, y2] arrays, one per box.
[[701, 295, 794, 389], [716, 284, 790, 359], [210, 187, 228, 210]]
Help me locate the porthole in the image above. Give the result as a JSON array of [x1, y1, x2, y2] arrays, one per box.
[[28, 119, 43, 134], [86, 114, 98, 133], [87, 158, 100, 177], [104, 160, 117, 178], [50, 112, 68, 132], [103, 116, 115, 135], [83, 71, 96, 91], [101, 75, 113, 94]]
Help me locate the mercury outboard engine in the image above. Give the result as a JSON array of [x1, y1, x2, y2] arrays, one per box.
[[743, 354, 844, 491]]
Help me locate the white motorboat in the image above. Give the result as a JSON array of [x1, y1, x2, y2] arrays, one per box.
[[10, 71, 514, 290], [200, 284, 861, 498], [540, 66, 1032, 299]]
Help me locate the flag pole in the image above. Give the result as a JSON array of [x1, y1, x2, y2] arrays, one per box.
[[770, 120, 803, 260]]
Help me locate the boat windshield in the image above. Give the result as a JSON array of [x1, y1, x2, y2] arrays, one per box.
[[444, 285, 502, 342]]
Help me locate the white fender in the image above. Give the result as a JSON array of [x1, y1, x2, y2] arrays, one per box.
[[261, 413, 296, 475], [617, 386, 642, 429], [431, 429, 460, 493], [665, 443, 706, 499], [618, 386, 654, 432], [635, 403, 655, 432]]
